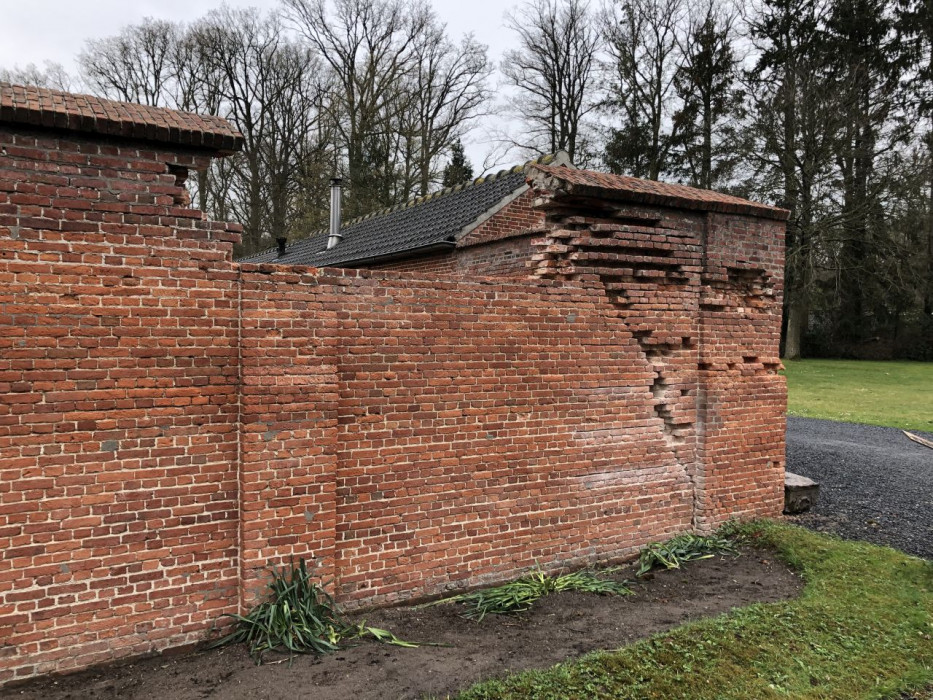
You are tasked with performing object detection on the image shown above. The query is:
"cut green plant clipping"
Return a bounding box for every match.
[428,569,633,621]
[210,558,424,661]
[636,533,739,576]
[456,521,933,699]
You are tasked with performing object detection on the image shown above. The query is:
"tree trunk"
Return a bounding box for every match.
[784,298,807,360]
[927,133,933,316]
[197,169,210,212]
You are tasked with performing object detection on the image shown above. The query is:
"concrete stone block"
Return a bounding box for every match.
[784,471,819,514]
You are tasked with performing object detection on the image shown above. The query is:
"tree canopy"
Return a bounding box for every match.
[3,0,930,358]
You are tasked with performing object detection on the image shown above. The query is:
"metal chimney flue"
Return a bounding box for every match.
[327,178,342,249]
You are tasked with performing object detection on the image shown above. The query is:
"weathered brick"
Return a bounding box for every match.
[0,86,784,687]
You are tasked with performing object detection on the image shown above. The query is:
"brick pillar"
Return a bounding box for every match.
[694,212,787,528]
[0,83,243,684]
[237,265,340,607]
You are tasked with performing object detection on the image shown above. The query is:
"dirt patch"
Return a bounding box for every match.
[2,547,801,700]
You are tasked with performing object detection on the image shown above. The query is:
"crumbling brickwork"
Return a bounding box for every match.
[526,165,786,528]
[0,83,786,686]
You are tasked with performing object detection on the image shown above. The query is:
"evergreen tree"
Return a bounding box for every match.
[442,140,474,188]
[673,1,742,189]
[745,0,836,359]
[825,0,906,344]
[897,0,933,322]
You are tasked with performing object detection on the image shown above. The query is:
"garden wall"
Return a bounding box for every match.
[0,103,243,684]
[237,267,698,610]
[0,83,787,685]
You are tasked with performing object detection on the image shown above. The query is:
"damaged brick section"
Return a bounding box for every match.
[0,84,787,686]
[526,164,787,530]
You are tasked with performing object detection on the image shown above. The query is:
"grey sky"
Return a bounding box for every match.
[0,0,524,170]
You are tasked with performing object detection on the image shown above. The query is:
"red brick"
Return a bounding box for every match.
[0,96,784,687]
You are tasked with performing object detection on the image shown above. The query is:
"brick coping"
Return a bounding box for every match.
[0,82,242,153]
[531,164,790,221]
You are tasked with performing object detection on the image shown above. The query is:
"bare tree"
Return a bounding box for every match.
[502,0,602,165]
[77,18,226,213]
[283,0,432,215]
[195,7,329,254]
[0,61,73,91]
[404,26,491,196]
[79,19,180,106]
[168,30,228,214]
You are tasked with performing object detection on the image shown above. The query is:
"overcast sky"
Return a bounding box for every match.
[0,0,522,170]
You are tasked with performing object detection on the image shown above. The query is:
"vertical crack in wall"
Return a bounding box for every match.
[529,203,699,524]
[235,265,245,614]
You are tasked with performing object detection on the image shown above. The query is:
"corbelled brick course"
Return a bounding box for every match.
[0,86,786,686]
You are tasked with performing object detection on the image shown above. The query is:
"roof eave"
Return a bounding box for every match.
[328,240,456,268]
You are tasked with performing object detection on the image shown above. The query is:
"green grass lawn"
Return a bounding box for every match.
[456,522,933,700]
[783,359,933,432]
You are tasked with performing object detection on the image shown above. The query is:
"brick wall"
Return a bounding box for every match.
[233,267,694,607]
[458,188,542,247]
[525,169,787,529]
[0,126,242,682]
[0,93,785,685]
[453,233,536,276]
[367,236,537,278]
[695,213,786,525]
[366,251,456,275]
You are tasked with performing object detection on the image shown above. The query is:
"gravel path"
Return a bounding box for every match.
[786,417,933,559]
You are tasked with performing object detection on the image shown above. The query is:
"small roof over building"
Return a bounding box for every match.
[243,155,788,269]
[0,82,243,153]
[239,153,571,267]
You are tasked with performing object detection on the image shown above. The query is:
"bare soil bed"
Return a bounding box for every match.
[3,547,801,700]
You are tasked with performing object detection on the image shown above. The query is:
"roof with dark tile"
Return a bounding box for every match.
[239,154,569,266]
[0,82,243,153]
[530,164,790,221]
